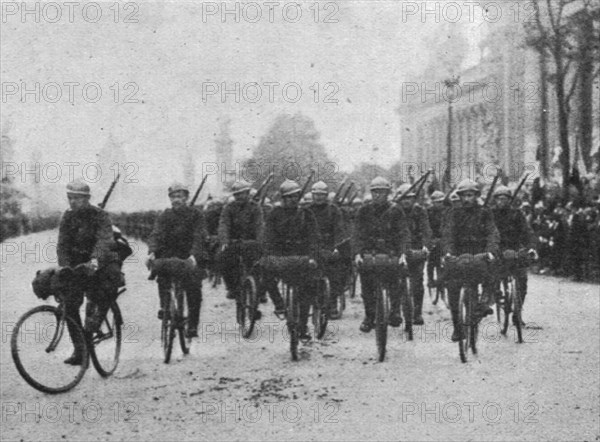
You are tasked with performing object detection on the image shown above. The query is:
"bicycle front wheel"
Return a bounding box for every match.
[11,305,89,393]
[375,284,389,362]
[162,287,177,364]
[239,276,258,339]
[89,302,122,377]
[313,277,330,340]
[287,286,300,361]
[177,286,190,355]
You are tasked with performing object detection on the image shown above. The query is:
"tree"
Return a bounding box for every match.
[525,0,600,196]
[245,113,331,192]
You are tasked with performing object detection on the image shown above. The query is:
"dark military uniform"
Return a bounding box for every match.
[204,201,224,283]
[147,205,207,332]
[218,199,264,298]
[442,203,500,331]
[426,204,445,287]
[309,202,346,312]
[492,205,536,306]
[404,204,432,322]
[355,201,412,325]
[57,205,122,355]
[263,205,319,330]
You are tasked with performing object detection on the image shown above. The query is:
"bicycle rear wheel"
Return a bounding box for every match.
[313,277,330,340]
[239,276,258,338]
[286,286,300,361]
[11,305,89,393]
[89,302,122,377]
[375,284,389,362]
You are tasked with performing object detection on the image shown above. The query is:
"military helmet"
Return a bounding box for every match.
[370,176,391,191]
[455,179,480,195]
[493,185,512,198]
[397,183,415,197]
[303,192,313,203]
[449,192,460,202]
[363,194,373,202]
[66,179,90,196]
[168,182,189,196]
[328,192,336,201]
[311,180,328,194]
[431,190,445,202]
[280,179,301,197]
[231,180,251,194]
[352,197,363,205]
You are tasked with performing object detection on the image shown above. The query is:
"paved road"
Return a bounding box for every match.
[1,231,599,441]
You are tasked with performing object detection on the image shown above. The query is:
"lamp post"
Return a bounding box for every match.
[443,76,460,191]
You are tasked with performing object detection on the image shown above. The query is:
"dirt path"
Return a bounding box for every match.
[1,231,599,441]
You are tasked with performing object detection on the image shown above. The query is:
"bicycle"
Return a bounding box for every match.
[11,264,124,394]
[496,249,531,344]
[359,253,411,362]
[445,253,494,363]
[260,256,330,361]
[229,240,261,338]
[149,258,193,364]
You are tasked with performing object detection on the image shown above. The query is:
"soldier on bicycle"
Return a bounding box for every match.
[492,185,537,325]
[146,183,207,338]
[354,177,411,332]
[263,179,319,340]
[427,190,446,292]
[57,180,122,365]
[442,179,500,342]
[218,180,264,305]
[308,180,346,319]
[396,183,432,325]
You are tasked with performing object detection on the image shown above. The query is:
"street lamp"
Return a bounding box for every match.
[443,76,460,191]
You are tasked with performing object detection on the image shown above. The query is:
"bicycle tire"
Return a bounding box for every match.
[11,305,89,394]
[350,267,358,299]
[287,285,300,361]
[89,302,122,377]
[314,277,330,340]
[467,286,479,355]
[177,285,190,355]
[458,287,469,363]
[375,283,388,362]
[240,276,258,339]
[513,281,524,344]
[162,285,176,364]
[499,278,511,336]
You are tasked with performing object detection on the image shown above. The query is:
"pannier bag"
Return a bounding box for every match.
[258,255,314,286]
[360,253,405,277]
[148,257,195,281]
[444,253,494,284]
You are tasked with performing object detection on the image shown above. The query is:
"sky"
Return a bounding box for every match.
[1,1,496,204]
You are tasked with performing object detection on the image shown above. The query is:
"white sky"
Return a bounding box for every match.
[2,1,498,190]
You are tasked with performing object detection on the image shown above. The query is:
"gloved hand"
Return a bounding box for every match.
[399,254,407,266]
[486,252,495,262]
[85,258,99,273]
[145,253,155,270]
[188,255,197,267]
[354,254,363,266]
[422,246,429,255]
[528,248,539,261]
